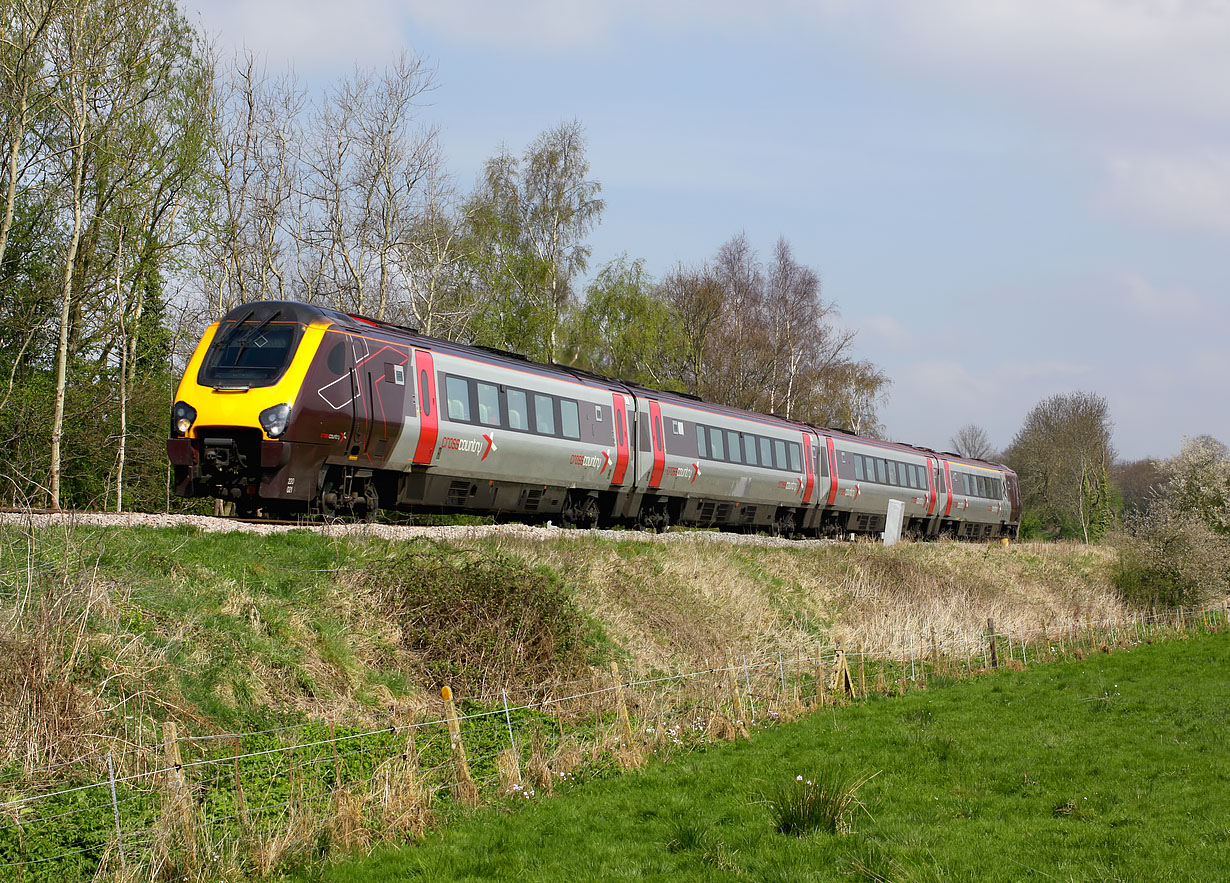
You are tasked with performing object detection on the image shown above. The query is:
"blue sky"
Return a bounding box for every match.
[187,0,1230,461]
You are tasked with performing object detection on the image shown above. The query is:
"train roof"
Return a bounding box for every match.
[218,300,1015,475]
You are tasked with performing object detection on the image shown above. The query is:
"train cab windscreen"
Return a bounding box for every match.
[197,307,304,388]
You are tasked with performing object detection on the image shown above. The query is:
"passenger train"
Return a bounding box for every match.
[167,301,1021,539]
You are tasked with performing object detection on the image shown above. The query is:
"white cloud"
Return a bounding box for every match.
[188,0,407,74]
[1098,152,1230,236]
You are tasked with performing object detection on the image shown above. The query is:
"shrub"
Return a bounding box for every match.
[360,541,594,690]
[1112,500,1230,609]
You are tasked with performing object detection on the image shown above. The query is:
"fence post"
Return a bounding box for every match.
[1020,626,1028,667]
[814,648,828,708]
[232,737,249,834]
[857,645,867,697]
[725,655,749,737]
[161,720,197,864]
[441,686,479,806]
[106,751,126,874]
[743,655,756,725]
[778,650,787,711]
[833,650,856,700]
[930,628,940,676]
[610,661,638,751]
[985,618,999,668]
[499,688,522,789]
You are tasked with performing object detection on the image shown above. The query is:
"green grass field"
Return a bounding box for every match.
[314,630,1230,882]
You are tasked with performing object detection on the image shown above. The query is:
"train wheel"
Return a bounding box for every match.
[361,483,379,523]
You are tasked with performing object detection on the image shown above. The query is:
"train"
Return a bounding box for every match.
[167,301,1021,540]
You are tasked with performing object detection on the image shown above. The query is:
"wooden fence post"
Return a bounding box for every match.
[832,650,856,700]
[610,661,639,752]
[814,648,828,708]
[857,645,867,698]
[724,655,749,737]
[160,721,197,864]
[985,618,999,668]
[441,686,478,806]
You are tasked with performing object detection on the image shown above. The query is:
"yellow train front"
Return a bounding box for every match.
[167,301,345,516]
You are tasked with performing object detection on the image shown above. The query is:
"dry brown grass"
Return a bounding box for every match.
[484,534,1125,675]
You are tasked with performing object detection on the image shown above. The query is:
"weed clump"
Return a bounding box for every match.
[765,767,876,836]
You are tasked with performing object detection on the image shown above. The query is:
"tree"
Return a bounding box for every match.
[659,234,888,431]
[463,121,603,361]
[1158,435,1230,534]
[299,53,438,318]
[950,424,995,460]
[1002,391,1116,542]
[565,256,685,388]
[1112,457,1163,514]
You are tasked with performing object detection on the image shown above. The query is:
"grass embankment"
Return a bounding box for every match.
[1,524,1124,764]
[0,522,1138,879]
[321,630,1230,882]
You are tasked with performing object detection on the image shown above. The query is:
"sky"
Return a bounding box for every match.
[185,0,1230,461]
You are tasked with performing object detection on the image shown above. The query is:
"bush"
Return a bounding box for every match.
[1112,500,1230,609]
[360,541,595,690]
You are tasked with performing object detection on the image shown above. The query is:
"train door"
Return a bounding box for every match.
[647,399,666,488]
[801,432,815,504]
[411,350,438,465]
[611,392,630,485]
[925,456,938,516]
[356,340,409,465]
[825,436,839,505]
[941,460,954,517]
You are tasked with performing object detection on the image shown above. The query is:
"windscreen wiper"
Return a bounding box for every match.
[216,309,256,356]
[229,309,281,366]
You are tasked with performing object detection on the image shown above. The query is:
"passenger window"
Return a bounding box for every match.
[710,427,725,460]
[446,375,470,421]
[477,382,500,427]
[616,409,625,446]
[760,437,773,467]
[697,425,708,458]
[507,389,528,431]
[818,447,828,477]
[886,461,897,486]
[774,440,787,471]
[727,431,741,464]
[788,443,801,473]
[419,370,431,417]
[744,435,758,466]
[875,459,887,484]
[854,457,865,481]
[534,394,555,435]
[560,399,580,439]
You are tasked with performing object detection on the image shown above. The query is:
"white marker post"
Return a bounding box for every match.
[883,499,905,546]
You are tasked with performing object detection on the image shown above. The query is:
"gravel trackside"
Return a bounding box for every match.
[0,510,836,548]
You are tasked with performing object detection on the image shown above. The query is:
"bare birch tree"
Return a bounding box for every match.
[950,423,995,460]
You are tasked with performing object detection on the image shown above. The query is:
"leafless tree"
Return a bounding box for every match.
[299,53,438,318]
[197,50,302,313]
[1004,391,1116,542]
[950,423,995,460]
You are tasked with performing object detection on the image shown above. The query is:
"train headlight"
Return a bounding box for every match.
[259,403,291,439]
[171,401,196,437]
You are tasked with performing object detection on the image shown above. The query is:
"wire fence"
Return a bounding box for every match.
[0,603,1226,881]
